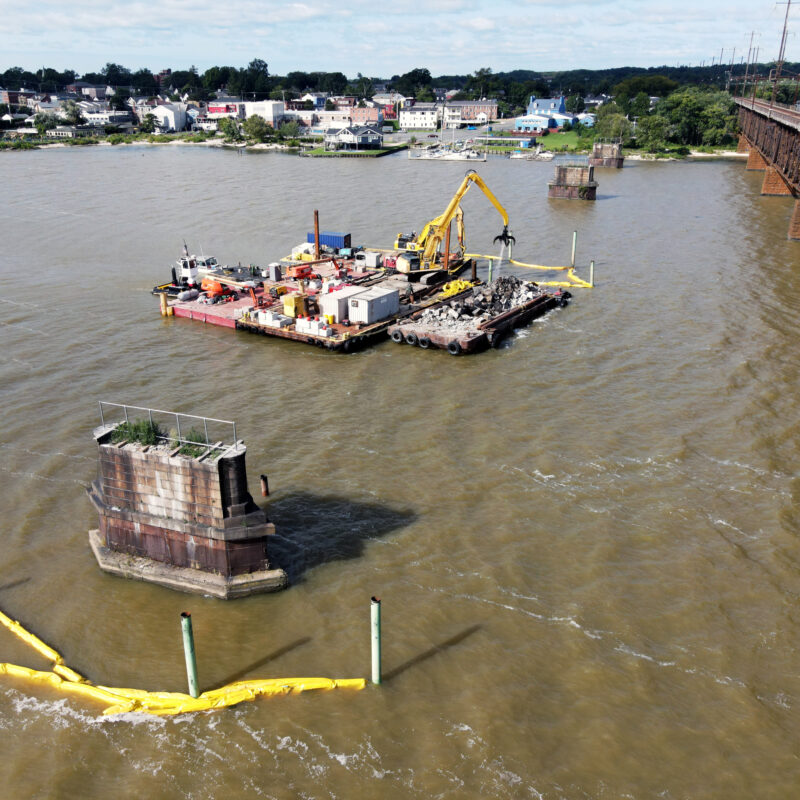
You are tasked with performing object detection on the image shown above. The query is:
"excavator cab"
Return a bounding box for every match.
[394,232,418,251]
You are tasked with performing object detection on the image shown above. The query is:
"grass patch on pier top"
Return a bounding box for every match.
[111,419,164,447]
[176,428,209,458]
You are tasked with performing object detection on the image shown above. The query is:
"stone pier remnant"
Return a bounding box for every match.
[87,404,287,598]
[548,164,598,201]
[588,141,624,168]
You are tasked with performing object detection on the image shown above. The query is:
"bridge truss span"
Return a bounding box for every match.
[735,97,800,239]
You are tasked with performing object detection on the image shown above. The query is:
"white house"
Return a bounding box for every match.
[399,103,439,130]
[83,110,133,127]
[243,100,284,127]
[323,126,383,151]
[443,105,462,129]
[149,103,188,132]
[300,92,327,109]
[372,92,408,107]
[314,109,352,128]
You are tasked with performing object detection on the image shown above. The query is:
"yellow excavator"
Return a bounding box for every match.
[393,169,515,272]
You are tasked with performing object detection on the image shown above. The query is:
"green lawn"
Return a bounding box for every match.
[537,130,593,152]
[304,144,407,157]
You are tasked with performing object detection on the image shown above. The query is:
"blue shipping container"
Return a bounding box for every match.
[306,231,352,249]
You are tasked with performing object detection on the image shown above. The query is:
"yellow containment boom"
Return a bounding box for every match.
[0,608,365,717]
[464,254,594,289]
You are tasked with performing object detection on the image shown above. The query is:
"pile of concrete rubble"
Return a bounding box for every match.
[418,276,543,332]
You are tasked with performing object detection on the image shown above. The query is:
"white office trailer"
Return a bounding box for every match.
[317,285,369,323]
[348,286,400,325]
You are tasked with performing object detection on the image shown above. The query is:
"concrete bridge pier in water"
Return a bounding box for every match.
[735,97,800,239]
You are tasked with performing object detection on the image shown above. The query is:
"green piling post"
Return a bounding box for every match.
[371,596,382,685]
[181,612,199,698]
[571,230,577,268]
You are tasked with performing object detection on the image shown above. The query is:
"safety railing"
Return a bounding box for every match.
[98,402,237,453]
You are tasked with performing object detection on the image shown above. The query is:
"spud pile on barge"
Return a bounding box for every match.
[388,276,570,355]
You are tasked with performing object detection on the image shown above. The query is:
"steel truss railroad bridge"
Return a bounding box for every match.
[735,97,800,239]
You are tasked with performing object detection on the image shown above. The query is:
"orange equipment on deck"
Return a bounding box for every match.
[201,277,235,297]
[286,263,318,280]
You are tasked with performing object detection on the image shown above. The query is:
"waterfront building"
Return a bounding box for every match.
[323,125,383,150]
[351,105,384,127]
[399,103,439,130]
[243,100,285,127]
[514,114,556,133]
[149,103,188,132]
[207,100,246,120]
[526,95,567,116]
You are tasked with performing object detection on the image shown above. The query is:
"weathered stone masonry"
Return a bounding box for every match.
[88,427,287,597]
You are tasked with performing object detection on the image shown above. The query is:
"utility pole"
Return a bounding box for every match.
[772,0,793,105]
[726,48,736,91]
[743,31,756,97]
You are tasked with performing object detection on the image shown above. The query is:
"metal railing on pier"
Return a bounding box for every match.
[97,402,238,454]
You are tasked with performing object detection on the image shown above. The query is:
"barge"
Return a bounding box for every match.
[387,276,570,355]
[165,249,476,351]
[152,171,586,355]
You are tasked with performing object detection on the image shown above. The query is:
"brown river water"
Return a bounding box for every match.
[1,145,799,798]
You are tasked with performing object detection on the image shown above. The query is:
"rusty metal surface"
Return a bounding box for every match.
[91,440,274,577]
[101,515,268,576]
[736,100,800,194]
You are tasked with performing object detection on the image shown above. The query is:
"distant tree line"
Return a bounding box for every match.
[0,59,766,151]
[5,59,794,108]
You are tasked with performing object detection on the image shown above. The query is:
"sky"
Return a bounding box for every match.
[2,0,799,78]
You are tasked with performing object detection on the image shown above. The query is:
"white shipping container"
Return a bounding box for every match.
[348,286,400,325]
[318,285,368,322]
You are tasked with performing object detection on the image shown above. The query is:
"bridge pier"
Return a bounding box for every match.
[746,148,768,170]
[736,98,800,240]
[761,167,794,196]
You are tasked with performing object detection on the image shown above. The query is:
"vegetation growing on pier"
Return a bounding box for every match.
[111,419,164,447]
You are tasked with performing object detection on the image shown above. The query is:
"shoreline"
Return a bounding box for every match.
[625,150,747,162]
[6,139,749,160]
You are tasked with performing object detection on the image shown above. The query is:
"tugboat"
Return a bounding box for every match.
[152,243,263,296]
[152,242,213,296]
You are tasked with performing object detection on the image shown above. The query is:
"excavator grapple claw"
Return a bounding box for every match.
[493,226,515,247]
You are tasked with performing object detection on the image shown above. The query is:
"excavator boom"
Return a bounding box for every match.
[393,170,513,270]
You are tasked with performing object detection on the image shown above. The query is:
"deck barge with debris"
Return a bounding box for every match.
[387,276,570,355]
[153,171,591,355]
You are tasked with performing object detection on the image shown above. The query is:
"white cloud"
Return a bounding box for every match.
[462,17,496,31]
[3,0,798,78]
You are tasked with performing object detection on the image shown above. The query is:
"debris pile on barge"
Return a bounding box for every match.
[418,276,545,328]
[388,276,570,355]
